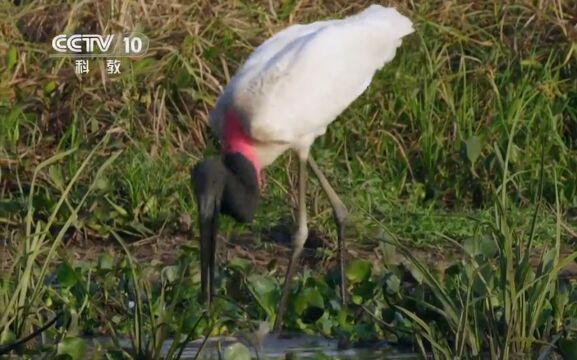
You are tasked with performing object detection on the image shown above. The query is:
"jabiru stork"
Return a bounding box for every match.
[192,4,414,332]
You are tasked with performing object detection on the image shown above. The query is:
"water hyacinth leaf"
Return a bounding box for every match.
[301,306,325,324]
[229,257,252,275]
[355,322,377,341]
[295,287,324,316]
[463,237,479,257]
[381,307,396,323]
[336,309,349,328]
[247,274,278,315]
[57,337,86,360]
[345,259,372,283]
[318,315,334,334]
[472,264,495,295]
[559,337,577,360]
[57,262,78,288]
[223,342,251,360]
[462,136,482,166]
[351,294,363,305]
[248,275,276,297]
[354,280,376,301]
[479,236,498,258]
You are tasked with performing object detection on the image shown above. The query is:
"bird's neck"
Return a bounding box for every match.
[223,110,261,184]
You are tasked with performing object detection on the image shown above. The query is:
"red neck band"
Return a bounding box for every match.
[223,110,261,184]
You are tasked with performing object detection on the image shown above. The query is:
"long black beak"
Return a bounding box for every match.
[192,159,225,307]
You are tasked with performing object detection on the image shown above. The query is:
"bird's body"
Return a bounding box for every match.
[192,4,414,332]
[210,5,414,171]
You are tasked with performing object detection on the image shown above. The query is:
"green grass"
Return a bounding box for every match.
[1,0,577,358]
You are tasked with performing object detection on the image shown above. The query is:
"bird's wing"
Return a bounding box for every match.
[212,5,414,145]
[240,19,338,71]
[210,20,338,138]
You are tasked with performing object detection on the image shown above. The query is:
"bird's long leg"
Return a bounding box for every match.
[273,154,309,333]
[308,157,348,305]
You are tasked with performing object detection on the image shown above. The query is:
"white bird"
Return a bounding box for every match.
[192,4,414,332]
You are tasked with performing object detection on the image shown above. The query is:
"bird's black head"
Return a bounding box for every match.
[191,152,259,306]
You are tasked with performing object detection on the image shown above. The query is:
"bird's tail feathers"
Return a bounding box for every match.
[351,5,414,40]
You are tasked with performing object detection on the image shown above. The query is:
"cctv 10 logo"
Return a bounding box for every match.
[51,33,149,57]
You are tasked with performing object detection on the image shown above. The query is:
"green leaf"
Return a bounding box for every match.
[479,235,498,258]
[94,177,111,194]
[98,253,115,270]
[6,47,17,72]
[229,257,252,275]
[535,300,553,329]
[559,337,577,360]
[463,236,497,259]
[57,337,86,360]
[133,58,156,73]
[473,264,495,295]
[174,68,194,88]
[379,243,397,265]
[539,248,557,274]
[162,265,178,283]
[354,280,376,301]
[294,287,324,315]
[223,342,251,360]
[56,262,78,288]
[101,349,125,360]
[44,80,57,95]
[247,274,278,316]
[104,195,128,217]
[553,281,570,324]
[48,165,64,190]
[248,274,276,297]
[0,328,16,345]
[403,261,424,284]
[521,58,542,69]
[462,136,482,165]
[142,195,157,215]
[384,273,401,295]
[345,259,372,283]
[463,237,477,256]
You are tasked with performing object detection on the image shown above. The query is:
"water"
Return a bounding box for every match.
[105,333,420,359]
[89,333,418,359]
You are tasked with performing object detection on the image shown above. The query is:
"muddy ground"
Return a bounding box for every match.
[61,224,577,280]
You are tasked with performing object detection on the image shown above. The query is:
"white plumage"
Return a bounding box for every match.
[211,4,414,165]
